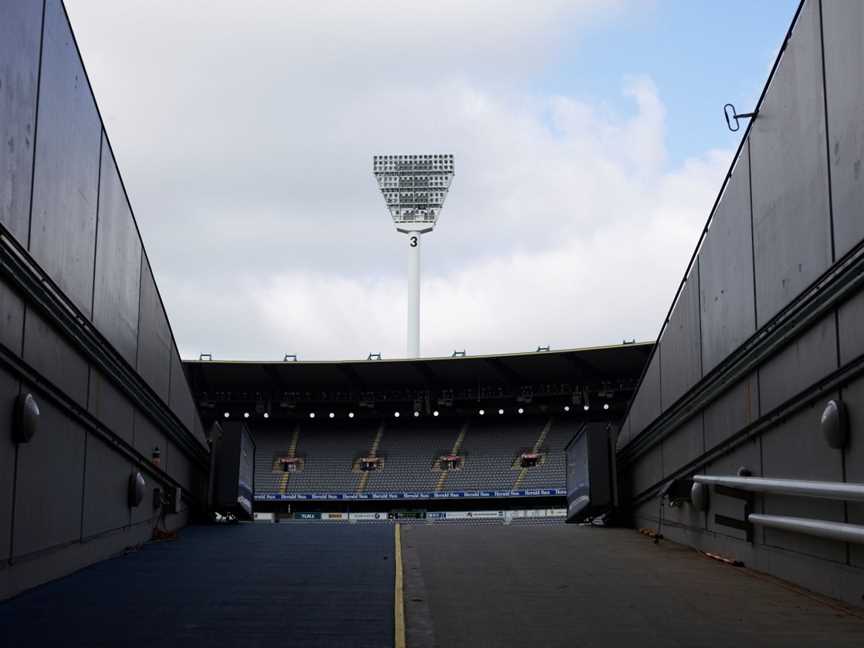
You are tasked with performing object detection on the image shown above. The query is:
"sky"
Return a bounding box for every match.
[63,0,799,361]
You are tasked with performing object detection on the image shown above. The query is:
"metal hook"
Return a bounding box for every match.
[724,103,757,132]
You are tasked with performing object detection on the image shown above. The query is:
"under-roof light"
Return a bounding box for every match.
[263,412,270,419]
[433,410,439,417]
[223,412,230,419]
[583,404,590,411]
[329,412,335,419]
[478,409,485,416]
[414,411,420,418]
[309,412,316,419]
[563,406,570,412]
[394,411,400,418]
[603,403,610,411]
[348,412,355,419]
[498,408,504,415]
[243,412,250,419]
[517,407,524,414]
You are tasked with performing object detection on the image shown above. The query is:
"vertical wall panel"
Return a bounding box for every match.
[88,370,134,445]
[0,0,43,245]
[28,0,101,318]
[822,0,864,259]
[659,267,701,409]
[12,395,86,558]
[92,135,141,366]
[841,375,864,567]
[136,257,171,404]
[750,0,832,326]
[761,398,846,562]
[837,289,864,365]
[628,350,661,440]
[131,413,165,526]
[82,434,131,538]
[0,368,21,562]
[699,146,756,374]
[0,279,24,357]
[22,308,89,406]
[169,347,196,433]
[705,438,761,540]
[758,314,837,413]
[660,414,703,478]
[703,374,759,450]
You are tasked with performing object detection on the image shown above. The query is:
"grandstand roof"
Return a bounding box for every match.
[183,343,653,419]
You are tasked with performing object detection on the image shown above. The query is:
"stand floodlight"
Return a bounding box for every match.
[373,154,455,358]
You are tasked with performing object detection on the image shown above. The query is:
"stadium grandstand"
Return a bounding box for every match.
[184,345,649,517]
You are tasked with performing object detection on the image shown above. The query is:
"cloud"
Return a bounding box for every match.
[63,0,729,360]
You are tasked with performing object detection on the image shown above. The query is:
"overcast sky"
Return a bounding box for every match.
[64,0,798,361]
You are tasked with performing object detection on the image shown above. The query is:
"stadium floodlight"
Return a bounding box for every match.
[414,411,420,418]
[373,153,455,358]
[564,406,570,412]
[348,412,355,419]
[433,410,439,417]
[309,412,316,419]
[243,412,250,419]
[329,412,335,419]
[394,411,400,418]
[478,409,485,416]
[517,407,524,415]
[263,412,270,419]
[583,404,590,411]
[603,403,610,411]
[223,412,229,419]
[498,408,504,415]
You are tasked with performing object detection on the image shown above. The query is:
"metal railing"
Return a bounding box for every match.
[692,475,864,502]
[693,475,864,545]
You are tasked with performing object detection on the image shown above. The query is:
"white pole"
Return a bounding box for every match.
[407,232,421,358]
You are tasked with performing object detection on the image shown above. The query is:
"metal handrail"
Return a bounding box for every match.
[692,475,864,502]
[748,514,864,545]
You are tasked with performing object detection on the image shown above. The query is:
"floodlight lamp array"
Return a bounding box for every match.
[373,154,454,232]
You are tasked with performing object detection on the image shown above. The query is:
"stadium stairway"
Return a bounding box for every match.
[357,422,386,494]
[279,424,302,494]
[512,418,554,490]
[435,422,469,491]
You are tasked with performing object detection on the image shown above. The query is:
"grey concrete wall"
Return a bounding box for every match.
[618,0,864,606]
[0,0,207,600]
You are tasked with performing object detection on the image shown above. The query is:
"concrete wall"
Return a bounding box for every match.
[618,0,864,606]
[0,0,208,600]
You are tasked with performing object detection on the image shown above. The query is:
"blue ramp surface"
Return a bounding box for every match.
[0,524,394,648]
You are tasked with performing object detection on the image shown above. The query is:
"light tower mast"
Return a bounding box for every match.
[373,154,455,358]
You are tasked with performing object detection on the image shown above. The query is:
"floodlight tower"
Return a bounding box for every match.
[373,154,455,358]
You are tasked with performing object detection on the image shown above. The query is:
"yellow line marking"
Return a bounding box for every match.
[394,523,406,648]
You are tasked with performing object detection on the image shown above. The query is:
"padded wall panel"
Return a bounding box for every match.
[837,288,864,366]
[660,414,703,478]
[0,279,24,356]
[22,307,89,406]
[131,412,165,526]
[761,398,846,562]
[629,447,661,497]
[841,375,864,567]
[82,434,131,538]
[660,267,701,409]
[12,394,86,558]
[704,438,761,541]
[136,257,171,404]
[699,146,756,374]
[628,351,661,440]
[758,313,837,414]
[87,370,134,445]
[703,374,759,450]
[169,347,196,433]
[0,0,43,245]
[92,136,141,366]
[822,0,864,259]
[0,368,21,562]
[28,0,101,318]
[750,0,832,326]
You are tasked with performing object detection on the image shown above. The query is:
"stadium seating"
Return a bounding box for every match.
[252,415,583,496]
